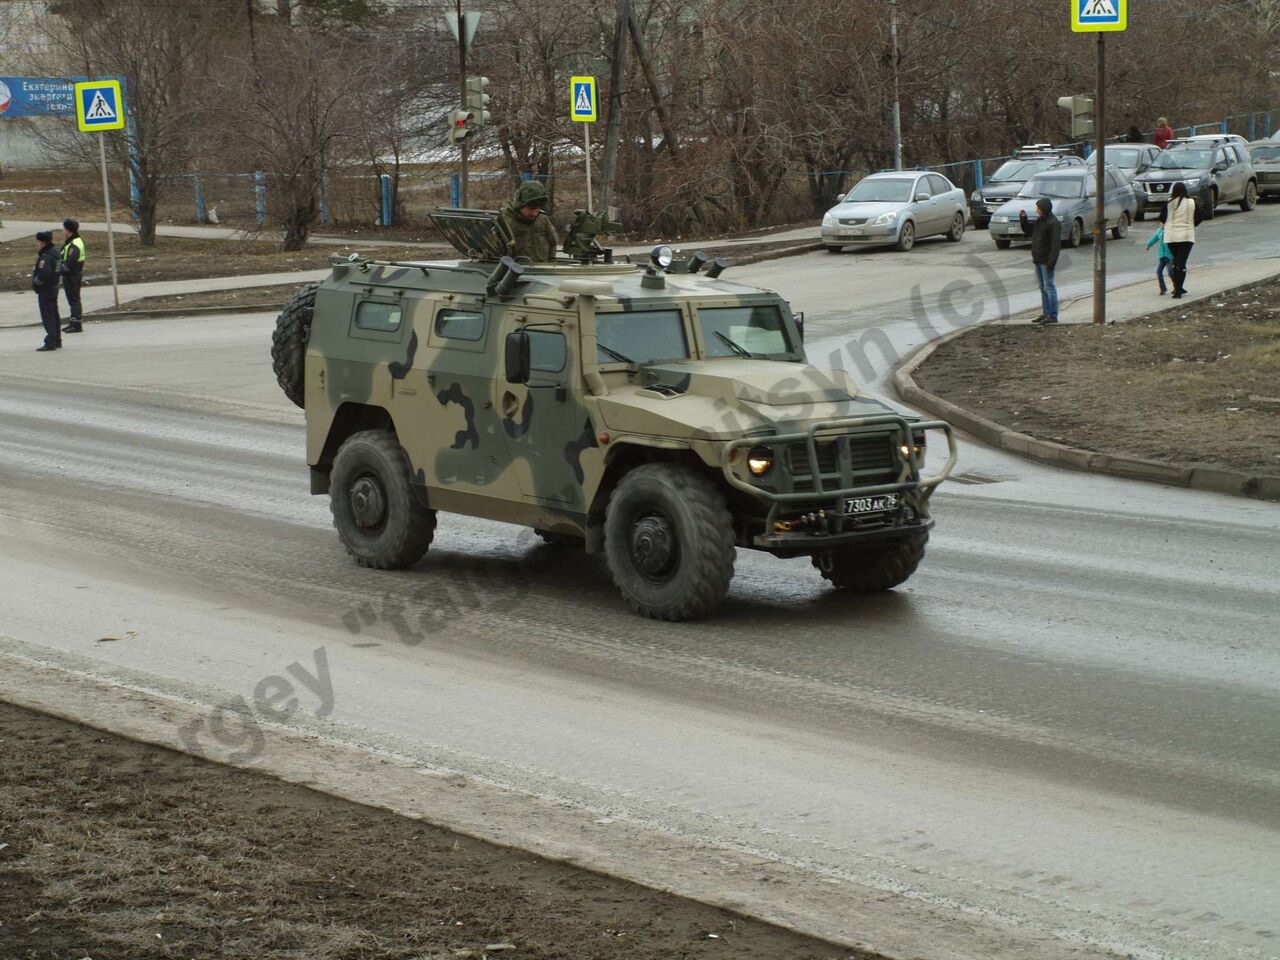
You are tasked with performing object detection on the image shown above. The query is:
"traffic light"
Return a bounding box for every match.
[447,108,475,144]
[464,76,491,127]
[1057,95,1095,140]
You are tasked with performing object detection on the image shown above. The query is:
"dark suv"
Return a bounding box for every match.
[969,146,1085,228]
[1133,136,1258,220]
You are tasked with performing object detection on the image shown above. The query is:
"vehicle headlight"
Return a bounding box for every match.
[871,211,898,225]
[822,212,836,226]
[1185,178,1201,188]
[747,447,774,477]
[970,191,983,202]
[900,432,927,462]
[993,215,1008,223]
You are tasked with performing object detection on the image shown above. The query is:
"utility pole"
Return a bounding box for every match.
[889,0,903,171]
[1093,32,1106,325]
[456,0,468,207]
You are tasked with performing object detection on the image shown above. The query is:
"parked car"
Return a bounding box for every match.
[969,146,1084,228]
[821,171,967,253]
[1247,140,1280,200]
[1085,143,1161,218]
[1132,137,1258,219]
[987,166,1136,249]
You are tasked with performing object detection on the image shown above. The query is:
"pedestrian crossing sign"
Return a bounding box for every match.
[570,76,596,122]
[1072,0,1126,32]
[74,79,125,132]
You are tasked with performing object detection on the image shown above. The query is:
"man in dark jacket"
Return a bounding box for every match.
[498,181,559,262]
[60,217,86,333]
[32,230,62,351]
[1019,197,1062,324]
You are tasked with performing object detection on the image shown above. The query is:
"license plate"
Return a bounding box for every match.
[845,227,864,236]
[845,494,899,516]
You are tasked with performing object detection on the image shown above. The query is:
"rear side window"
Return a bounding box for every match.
[928,174,951,196]
[435,308,485,341]
[529,330,567,372]
[355,301,401,332]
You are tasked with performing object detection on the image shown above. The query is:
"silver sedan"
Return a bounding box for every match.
[821,171,968,252]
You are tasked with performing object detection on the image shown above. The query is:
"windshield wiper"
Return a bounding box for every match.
[713,330,754,358]
[598,343,636,364]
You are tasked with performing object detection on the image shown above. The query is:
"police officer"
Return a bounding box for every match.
[498,181,559,262]
[32,230,62,352]
[60,217,86,333]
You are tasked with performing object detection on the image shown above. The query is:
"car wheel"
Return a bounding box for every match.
[1240,180,1257,212]
[946,212,965,242]
[1134,203,1146,222]
[1111,212,1130,240]
[1063,219,1083,248]
[824,244,843,253]
[895,220,915,252]
[330,430,437,570]
[603,463,735,621]
[994,238,1012,250]
[1203,189,1217,220]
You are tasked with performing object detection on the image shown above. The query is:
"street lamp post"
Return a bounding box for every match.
[889,0,903,171]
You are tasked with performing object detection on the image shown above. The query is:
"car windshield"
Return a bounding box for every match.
[1250,145,1280,162]
[844,178,914,203]
[990,159,1056,182]
[699,304,792,358]
[1106,147,1141,168]
[1152,149,1210,170]
[596,309,689,365]
[1018,176,1083,200]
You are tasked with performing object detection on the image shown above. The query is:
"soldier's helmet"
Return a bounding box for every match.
[512,180,549,210]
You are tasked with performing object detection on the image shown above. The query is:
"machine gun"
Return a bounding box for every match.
[561,209,623,262]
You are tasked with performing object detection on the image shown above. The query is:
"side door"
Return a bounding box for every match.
[1213,146,1239,201]
[494,308,595,508]
[1105,169,1126,222]
[928,174,958,233]
[1083,176,1099,233]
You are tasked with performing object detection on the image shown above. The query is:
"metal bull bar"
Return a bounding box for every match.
[719,414,958,503]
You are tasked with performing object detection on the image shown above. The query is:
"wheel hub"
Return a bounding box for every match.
[629,514,677,579]
[350,475,387,529]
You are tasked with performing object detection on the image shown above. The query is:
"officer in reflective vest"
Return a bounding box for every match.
[60,217,86,334]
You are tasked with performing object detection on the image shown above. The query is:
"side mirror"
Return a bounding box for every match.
[1212,162,1227,173]
[504,329,531,384]
[914,192,930,203]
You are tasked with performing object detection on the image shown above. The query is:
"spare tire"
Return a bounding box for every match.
[271,283,319,408]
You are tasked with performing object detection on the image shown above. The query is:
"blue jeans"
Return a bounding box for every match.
[1035,263,1058,319]
[1157,258,1172,292]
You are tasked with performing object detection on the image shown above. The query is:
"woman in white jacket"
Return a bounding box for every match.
[1160,182,1197,299]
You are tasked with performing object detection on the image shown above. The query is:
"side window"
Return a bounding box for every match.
[528,330,566,373]
[928,174,951,196]
[1232,145,1248,164]
[435,308,485,342]
[1217,148,1233,169]
[1106,170,1122,190]
[355,301,401,332]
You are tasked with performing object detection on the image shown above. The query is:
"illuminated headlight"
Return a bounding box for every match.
[650,245,674,269]
[900,432,927,461]
[822,212,836,226]
[870,211,898,225]
[970,191,982,202]
[747,447,774,477]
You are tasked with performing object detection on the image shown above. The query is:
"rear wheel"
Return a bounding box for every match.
[895,220,916,252]
[813,532,928,593]
[330,430,436,569]
[1063,218,1084,248]
[1240,180,1258,211]
[1111,211,1130,240]
[946,212,965,242]
[604,464,735,621]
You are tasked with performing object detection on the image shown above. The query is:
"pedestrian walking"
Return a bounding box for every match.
[1159,182,1197,299]
[1018,197,1062,325]
[1153,117,1175,150]
[1146,225,1174,295]
[60,217,85,333]
[32,230,62,352]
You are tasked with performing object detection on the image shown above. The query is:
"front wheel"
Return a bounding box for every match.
[1063,218,1083,248]
[604,464,735,621]
[895,220,916,252]
[994,238,1012,250]
[812,532,928,593]
[1135,205,1147,222]
[1111,212,1130,240]
[330,430,436,569]
[1202,190,1217,220]
[824,244,844,253]
[946,212,965,242]
[1241,180,1257,211]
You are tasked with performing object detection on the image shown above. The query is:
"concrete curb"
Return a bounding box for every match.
[893,281,1280,502]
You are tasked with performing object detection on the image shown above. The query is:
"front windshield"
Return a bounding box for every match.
[1018,176,1084,200]
[1151,149,1209,170]
[699,305,792,358]
[596,309,689,365]
[844,178,914,203]
[990,159,1055,182]
[1251,145,1280,162]
[1106,147,1141,168]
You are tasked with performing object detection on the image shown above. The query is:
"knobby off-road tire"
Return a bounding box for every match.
[271,282,319,409]
[812,531,928,594]
[604,463,735,621]
[534,528,584,548]
[331,430,436,569]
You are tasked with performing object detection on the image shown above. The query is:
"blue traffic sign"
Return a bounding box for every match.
[75,79,125,132]
[1072,0,1126,32]
[570,76,597,122]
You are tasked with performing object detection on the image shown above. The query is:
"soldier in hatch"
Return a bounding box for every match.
[499,180,559,262]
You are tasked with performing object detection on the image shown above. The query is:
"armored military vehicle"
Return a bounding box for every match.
[271,208,955,620]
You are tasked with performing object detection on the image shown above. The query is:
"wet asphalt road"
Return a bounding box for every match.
[1,209,1278,960]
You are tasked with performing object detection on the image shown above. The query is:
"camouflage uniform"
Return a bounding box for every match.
[499,181,559,262]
